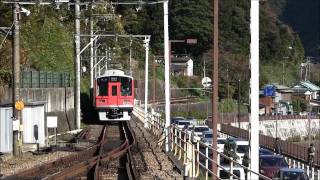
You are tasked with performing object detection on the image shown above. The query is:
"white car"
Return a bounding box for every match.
[176,120,191,129]
[234,140,249,164]
[201,131,213,146]
[188,125,211,141]
[171,117,185,124]
[217,137,227,153]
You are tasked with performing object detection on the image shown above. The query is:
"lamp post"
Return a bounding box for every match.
[305,90,312,146]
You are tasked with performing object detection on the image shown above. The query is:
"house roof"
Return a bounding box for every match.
[171,56,192,63]
[261,83,294,94]
[299,81,320,91]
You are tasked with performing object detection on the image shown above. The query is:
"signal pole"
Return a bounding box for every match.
[12,1,21,157]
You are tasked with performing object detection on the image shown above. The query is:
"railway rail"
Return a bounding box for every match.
[4,123,135,180]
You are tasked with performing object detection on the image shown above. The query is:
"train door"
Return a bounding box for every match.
[108,82,120,106]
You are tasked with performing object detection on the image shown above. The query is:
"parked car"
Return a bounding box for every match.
[188,125,211,141]
[185,117,197,125]
[259,148,274,155]
[217,138,227,153]
[219,165,245,180]
[259,155,289,178]
[176,120,191,129]
[272,168,309,180]
[171,117,185,124]
[201,131,213,146]
[234,139,249,164]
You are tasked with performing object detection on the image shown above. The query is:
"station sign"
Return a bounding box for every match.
[186,39,197,44]
[202,77,212,88]
[47,116,58,128]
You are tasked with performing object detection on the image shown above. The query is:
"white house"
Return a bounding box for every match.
[171,56,194,77]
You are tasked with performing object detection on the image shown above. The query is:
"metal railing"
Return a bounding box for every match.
[133,106,272,179]
[220,124,320,179]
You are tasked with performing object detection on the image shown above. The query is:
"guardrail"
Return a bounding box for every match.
[133,106,271,179]
[221,124,320,179]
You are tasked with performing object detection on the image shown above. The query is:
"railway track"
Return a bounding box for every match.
[4,122,136,180]
[149,96,199,105]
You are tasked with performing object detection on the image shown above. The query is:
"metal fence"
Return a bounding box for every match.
[21,71,71,88]
[220,124,320,167]
[133,106,271,179]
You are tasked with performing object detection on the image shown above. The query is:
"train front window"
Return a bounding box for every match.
[112,86,117,96]
[97,77,108,96]
[120,77,132,96]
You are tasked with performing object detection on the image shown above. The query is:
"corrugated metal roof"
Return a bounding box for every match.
[299,81,320,91]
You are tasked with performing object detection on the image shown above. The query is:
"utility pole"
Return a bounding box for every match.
[164,0,170,152]
[129,38,132,75]
[90,17,94,89]
[227,64,229,112]
[250,0,260,179]
[212,0,218,178]
[144,37,150,128]
[237,79,241,128]
[75,0,81,129]
[12,1,21,157]
[153,56,156,104]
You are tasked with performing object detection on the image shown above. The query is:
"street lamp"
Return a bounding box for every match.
[304,90,312,145]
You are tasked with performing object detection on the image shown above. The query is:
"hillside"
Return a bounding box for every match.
[269,0,320,57]
[0,1,306,101]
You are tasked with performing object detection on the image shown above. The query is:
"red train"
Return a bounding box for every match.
[94,69,134,121]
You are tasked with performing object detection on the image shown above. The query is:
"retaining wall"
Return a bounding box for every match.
[0,86,76,131]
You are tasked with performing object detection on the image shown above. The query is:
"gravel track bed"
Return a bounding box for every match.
[0,151,75,177]
[130,118,183,179]
[84,125,105,141]
[0,125,106,178]
[99,160,121,179]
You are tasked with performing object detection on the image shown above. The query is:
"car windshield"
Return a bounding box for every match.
[178,121,190,126]
[204,134,213,138]
[260,157,288,167]
[282,171,307,180]
[194,127,209,132]
[260,149,273,155]
[218,139,226,144]
[237,145,249,154]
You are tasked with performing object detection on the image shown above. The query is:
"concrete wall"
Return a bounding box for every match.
[0,86,74,112]
[229,119,320,141]
[0,86,76,131]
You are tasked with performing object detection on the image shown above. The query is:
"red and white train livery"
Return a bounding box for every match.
[94,69,134,121]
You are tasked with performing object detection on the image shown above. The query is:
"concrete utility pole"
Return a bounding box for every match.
[212,0,219,178]
[153,57,156,104]
[144,37,150,128]
[250,0,260,179]
[164,0,170,152]
[238,79,241,128]
[75,0,81,129]
[12,1,21,157]
[90,17,94,89]
[129,38,132,75]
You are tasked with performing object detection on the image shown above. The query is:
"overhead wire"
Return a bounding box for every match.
[0,23,14,49]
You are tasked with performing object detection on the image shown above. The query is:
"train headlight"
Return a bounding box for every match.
[123,99,131,104]
[98,99,106,103]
